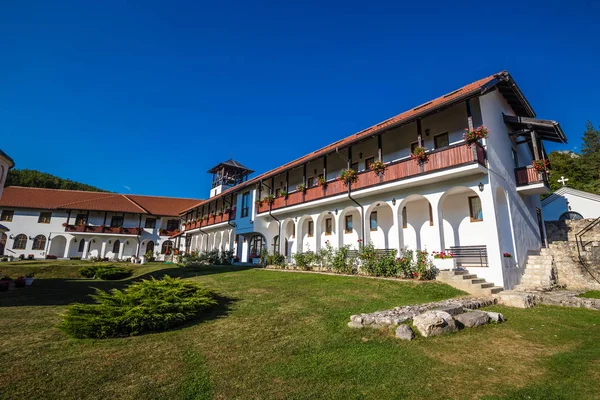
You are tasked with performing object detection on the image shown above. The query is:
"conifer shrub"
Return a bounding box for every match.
[60,276,217,338]
[79,265,132,280]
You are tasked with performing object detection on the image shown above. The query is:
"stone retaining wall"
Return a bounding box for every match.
[545,219,600,290]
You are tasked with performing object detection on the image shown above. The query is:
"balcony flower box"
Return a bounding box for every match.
[531,159,549,172]
[464,125,489,145]
[370,160,386,176]
[317,176,327,188]
[411,146,428,163]
[338,168,358,186]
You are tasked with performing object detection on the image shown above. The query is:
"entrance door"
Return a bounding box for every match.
[0,233,6,255]
[536,208,546,248]
[249,235,263,258]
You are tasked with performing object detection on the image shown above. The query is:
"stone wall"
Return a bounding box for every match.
[545,219,600,290]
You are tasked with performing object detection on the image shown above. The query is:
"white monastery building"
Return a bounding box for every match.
[1,71,568,289]
[0,149,15,234]
[542,186,600,221]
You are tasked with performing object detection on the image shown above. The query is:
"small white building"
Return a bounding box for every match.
[0,187,201,261]
[542,186,600,221]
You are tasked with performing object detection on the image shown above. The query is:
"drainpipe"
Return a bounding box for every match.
[347,184,365,248]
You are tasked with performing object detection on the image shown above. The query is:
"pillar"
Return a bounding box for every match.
[118,241,124,260]
[100,240,107,258]
[82,239,90,259]
[63,239,71,259]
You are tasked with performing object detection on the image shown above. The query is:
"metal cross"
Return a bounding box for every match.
[557,176,569,187]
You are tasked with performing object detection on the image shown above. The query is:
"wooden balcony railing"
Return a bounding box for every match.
[182,210,236,232]
[64,225,143,235]
[255,142,486,214]
[515,165,548,186]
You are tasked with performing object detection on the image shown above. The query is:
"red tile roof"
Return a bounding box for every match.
[181,70,522,214]
[0,187,202,216]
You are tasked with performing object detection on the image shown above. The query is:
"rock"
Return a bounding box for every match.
[412,310,458,337]
[433,304,465,316]
[454,311,490,328]
[347,321,363,329]
[496,291,539,308]
[484,311,505,323]
[395,324,415,341]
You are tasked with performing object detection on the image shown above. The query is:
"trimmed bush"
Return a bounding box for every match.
[79,265,132,280]
[60,276,217,338]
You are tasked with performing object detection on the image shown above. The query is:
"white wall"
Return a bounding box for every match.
[543,193,600,220]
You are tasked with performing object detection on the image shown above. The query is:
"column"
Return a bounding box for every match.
[135,242,140,257]
[100,240,107,258]
[118,241,124,260]
[391,201,402,253]
[426,193,444,253]
[63,239,71,259]
[82,239,90,259]
[292,219,300,255]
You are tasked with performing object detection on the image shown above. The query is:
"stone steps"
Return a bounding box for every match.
[436,270,503,296]
[514,250,557,291]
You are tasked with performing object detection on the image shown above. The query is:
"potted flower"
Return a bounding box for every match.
[14,276,26,288]
[18,254,25,260]
[317,176,327,187]
[296,183,306,193]
[431,250,454,270]
[62,222,68,227]
[278,189,287,198]
[217,210,224,217]
[338,168,358,186]
[25,273,35,286]
[463,125,489,145]
[370,160,386,176]
[411,146,428,163]
[532,159,549,172]
[255,199,264,207]
[27,254,34,260]
[503,252,514,268]
[265,194,275,205]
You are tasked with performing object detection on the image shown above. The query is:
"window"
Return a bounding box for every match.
[511,148,519,169]
[38,212,52,224]
[145,218,157,229]
[345,215,353,233]
[434,132,449,149]
[75,214,87,226]
[32,235,46,250]
[249,235,263,257]
[370,211,378,231]
[325,218,332,235]
[272,235,280,253]
[307,220,314,237]
[166,219,179,231]
[469,196,483,222]
[1,210,14,222]
[241,192,250,218]
[428,203,434,226]
[78,238,85,252]
[365,157,375,171]
[402,207,407,228]
[13,234,27,250]
[113,239,121,254]
[307,177,315,187]
[110,216,124,228]
[146,241,155,254]
[351,162,358,172]
[161,240,173,255]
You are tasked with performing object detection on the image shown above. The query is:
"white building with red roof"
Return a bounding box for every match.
[177,71,567,290]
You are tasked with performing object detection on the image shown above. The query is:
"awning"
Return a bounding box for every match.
[503,114,567,144]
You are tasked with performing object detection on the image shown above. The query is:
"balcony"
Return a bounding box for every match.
[257,142,486,214]
[515,166,549,195]
[65,225,143,235]
[183,210,236,232]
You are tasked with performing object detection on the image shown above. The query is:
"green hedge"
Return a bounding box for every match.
[79,265,132,280]
[60,276,217,338]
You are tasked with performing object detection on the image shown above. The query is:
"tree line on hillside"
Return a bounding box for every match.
[548,121,600,195]
[5,169,109,192]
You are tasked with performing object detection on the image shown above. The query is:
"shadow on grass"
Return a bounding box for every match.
[0,265,254,307]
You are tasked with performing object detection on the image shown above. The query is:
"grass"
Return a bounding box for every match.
[577,290,600,299]
[1,261,599,399]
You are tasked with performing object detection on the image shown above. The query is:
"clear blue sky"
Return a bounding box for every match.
[1,0,598,198]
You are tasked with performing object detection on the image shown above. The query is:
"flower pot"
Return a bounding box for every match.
[25,277,34,286]
[432,258,454,271]
[503,257,515,269]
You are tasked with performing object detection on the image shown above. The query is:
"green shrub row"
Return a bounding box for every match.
[79,265,133,280]
[60,276,217,338]
[179,250,234,267]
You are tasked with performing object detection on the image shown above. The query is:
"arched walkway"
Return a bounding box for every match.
[398,194,435,251]
[316,211,336,251]
[297,215,315,253]
[439,186,485,250]
[338,206,361,250]
[364,202,395,250]
[266,221,280,255]
[49,235,67,258]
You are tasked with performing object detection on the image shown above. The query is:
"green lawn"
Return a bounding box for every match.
[577,290,600,299]
[1,261,599,399]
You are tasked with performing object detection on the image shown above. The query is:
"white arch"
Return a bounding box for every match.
[397,194,435,251]
[439,186,485,250]
[316,211,337,251]
[338,206,361,250]
[296,215,315,253]
[364,201,395,250]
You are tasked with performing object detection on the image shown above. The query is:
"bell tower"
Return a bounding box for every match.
[207,159,253,198]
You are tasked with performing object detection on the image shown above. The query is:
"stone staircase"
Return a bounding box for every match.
[514,248,558,290]
[436,270,504,296]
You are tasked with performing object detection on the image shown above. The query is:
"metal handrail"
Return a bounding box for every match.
[574,216,600,285]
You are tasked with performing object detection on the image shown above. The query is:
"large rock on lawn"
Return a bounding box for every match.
[395,324,415,341]
[496,291,539,308]
[454,311,490,328]
[484,311,505,323]
[412,310,458,337]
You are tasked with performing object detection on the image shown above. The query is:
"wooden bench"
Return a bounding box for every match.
[347,249,395,258]
[449,245,488,267]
